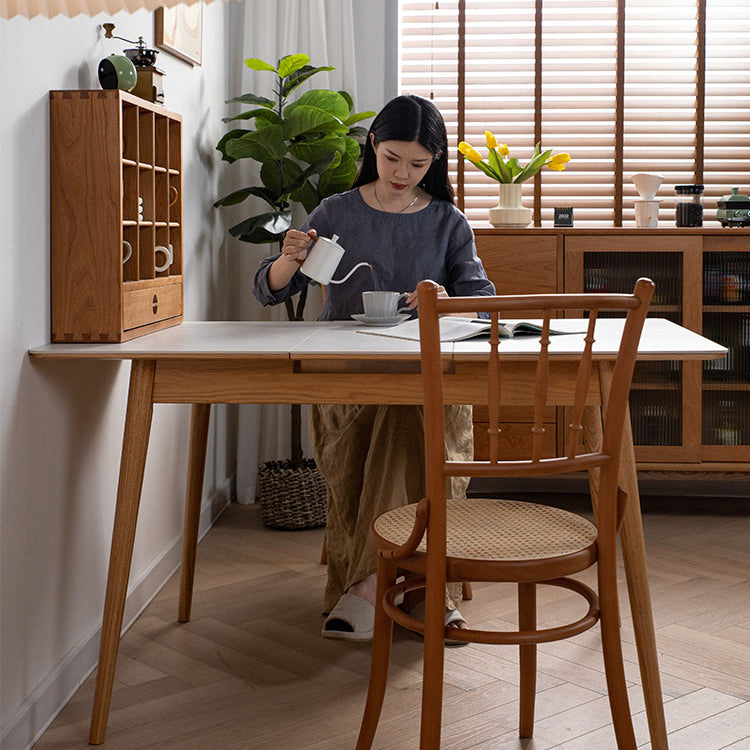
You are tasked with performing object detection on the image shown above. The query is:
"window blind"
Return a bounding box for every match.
[400,0,750,227]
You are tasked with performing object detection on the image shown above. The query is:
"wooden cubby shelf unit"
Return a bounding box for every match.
[50,89,183,342]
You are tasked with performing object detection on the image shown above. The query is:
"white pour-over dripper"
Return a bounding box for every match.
[631,173,664,201]
[299,233,370,285]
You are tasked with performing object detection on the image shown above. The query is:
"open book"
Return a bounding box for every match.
[357,317,567,342]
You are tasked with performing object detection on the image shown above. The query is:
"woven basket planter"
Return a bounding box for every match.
[257,459,327,529]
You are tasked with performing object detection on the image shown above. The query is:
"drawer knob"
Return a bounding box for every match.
[152,294,158,315]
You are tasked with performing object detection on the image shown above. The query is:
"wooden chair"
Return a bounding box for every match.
[356,278,655,749]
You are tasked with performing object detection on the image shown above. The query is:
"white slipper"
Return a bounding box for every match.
[408,600,469,647]
[322,593,375,641]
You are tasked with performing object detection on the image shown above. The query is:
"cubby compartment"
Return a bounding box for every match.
[50,90,183,342]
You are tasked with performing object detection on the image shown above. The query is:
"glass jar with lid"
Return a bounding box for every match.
[674,184,704,227]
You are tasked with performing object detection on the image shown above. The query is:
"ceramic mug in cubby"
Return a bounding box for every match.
[122,240,133,264]
[169,186,179,206]
[154,244,173,272]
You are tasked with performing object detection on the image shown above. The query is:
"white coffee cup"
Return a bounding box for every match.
[299,233,370,285]
[634,199,659,228]
[362,291,410,320]
[154,244,173,272]
[122,240,132,264]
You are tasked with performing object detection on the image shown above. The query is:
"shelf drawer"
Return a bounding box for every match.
[123,283,182,330]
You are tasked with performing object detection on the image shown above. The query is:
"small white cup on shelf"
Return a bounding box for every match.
[154,244,173,272]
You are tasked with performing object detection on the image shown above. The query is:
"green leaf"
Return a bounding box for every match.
[283,105,347,139]
[226,93,275,109]
[338,90,353,110]
[225,125,286,162]
[213,185,277,208]
[244,57,277,73]
[506,157,522,180]
[216,128,252,163]
[290,180,320,214]
[285,153,339,195]
[344,136,361,161]
[347,125,369,142]
[488,147,511,182]
[277,53,310,78]
[229,209,292,244]
[468,158,502,182]
[281,65,335,98]
[343,110,376,126]
[222,108,282,124]
[288,133,347,164]
[289,89,350,121]
[318,152,358,197]
[514,147,552,183]
[259,158,304,197]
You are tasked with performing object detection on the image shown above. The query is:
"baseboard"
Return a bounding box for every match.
[0,478,232,750]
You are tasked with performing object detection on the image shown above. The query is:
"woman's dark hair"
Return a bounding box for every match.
[352,94,454,203]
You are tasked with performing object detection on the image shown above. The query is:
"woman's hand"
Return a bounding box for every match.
[268,228,318,291]
[402,281,448,310]
[281,228,317,265]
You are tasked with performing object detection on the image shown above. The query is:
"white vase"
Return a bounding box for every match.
[488,183,532,228]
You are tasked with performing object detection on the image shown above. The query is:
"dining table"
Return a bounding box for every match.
[29,317,727,748]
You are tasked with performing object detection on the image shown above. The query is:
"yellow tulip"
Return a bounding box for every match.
[458,141,483,164]
[485,131,498,149]
[546,152,571,171]
[498,143,510,157]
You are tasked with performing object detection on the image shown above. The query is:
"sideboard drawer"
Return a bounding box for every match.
[123,283,183,330]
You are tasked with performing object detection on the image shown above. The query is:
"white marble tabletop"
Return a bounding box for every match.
[29,318,727,361]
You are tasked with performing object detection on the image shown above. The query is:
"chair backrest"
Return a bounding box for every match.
[416,278,654,512]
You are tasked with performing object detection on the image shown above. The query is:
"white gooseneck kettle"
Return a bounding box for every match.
[299,234,370,285]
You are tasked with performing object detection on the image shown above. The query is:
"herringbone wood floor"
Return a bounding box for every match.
[33,497,750,749]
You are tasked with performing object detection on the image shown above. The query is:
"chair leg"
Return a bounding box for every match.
[518,582,537,738]
[419,575,448,749]
[461,581,473,600]
[320,533,327,565]
[599,548,637,749]
[356,558,397,750]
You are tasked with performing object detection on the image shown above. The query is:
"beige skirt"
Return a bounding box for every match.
[310,404,474,613]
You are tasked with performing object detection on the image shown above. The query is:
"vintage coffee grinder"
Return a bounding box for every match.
[102,23,165,104]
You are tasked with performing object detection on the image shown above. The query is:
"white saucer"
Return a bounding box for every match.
[351,313,410,327]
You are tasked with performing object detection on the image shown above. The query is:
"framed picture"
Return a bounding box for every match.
[155,3,203,66]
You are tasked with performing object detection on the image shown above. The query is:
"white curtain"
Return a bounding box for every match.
[230,0,359,503]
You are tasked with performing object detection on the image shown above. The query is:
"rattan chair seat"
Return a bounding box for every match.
[373,498,597,561]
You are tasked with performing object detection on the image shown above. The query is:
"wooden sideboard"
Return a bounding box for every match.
[474,227,750,471]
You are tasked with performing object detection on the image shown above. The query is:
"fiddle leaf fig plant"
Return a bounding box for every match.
[215,53,374,466]
[215,54,374,256]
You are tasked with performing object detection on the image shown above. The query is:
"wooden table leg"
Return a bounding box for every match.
[89,360,156,745]
[178,403,211,623]
[585,363,669,750]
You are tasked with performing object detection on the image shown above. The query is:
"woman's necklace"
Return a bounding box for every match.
[373,183,419,213]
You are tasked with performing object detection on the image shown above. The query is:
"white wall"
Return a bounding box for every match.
[0,6,235,749]
[0,2,395,748]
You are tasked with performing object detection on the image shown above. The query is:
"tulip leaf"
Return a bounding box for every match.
[514,147,553,183]
[488,147,511,182]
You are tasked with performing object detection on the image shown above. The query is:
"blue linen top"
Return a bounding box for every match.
[252,187,495,320]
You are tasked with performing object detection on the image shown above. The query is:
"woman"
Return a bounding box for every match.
[253,94,495,641]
